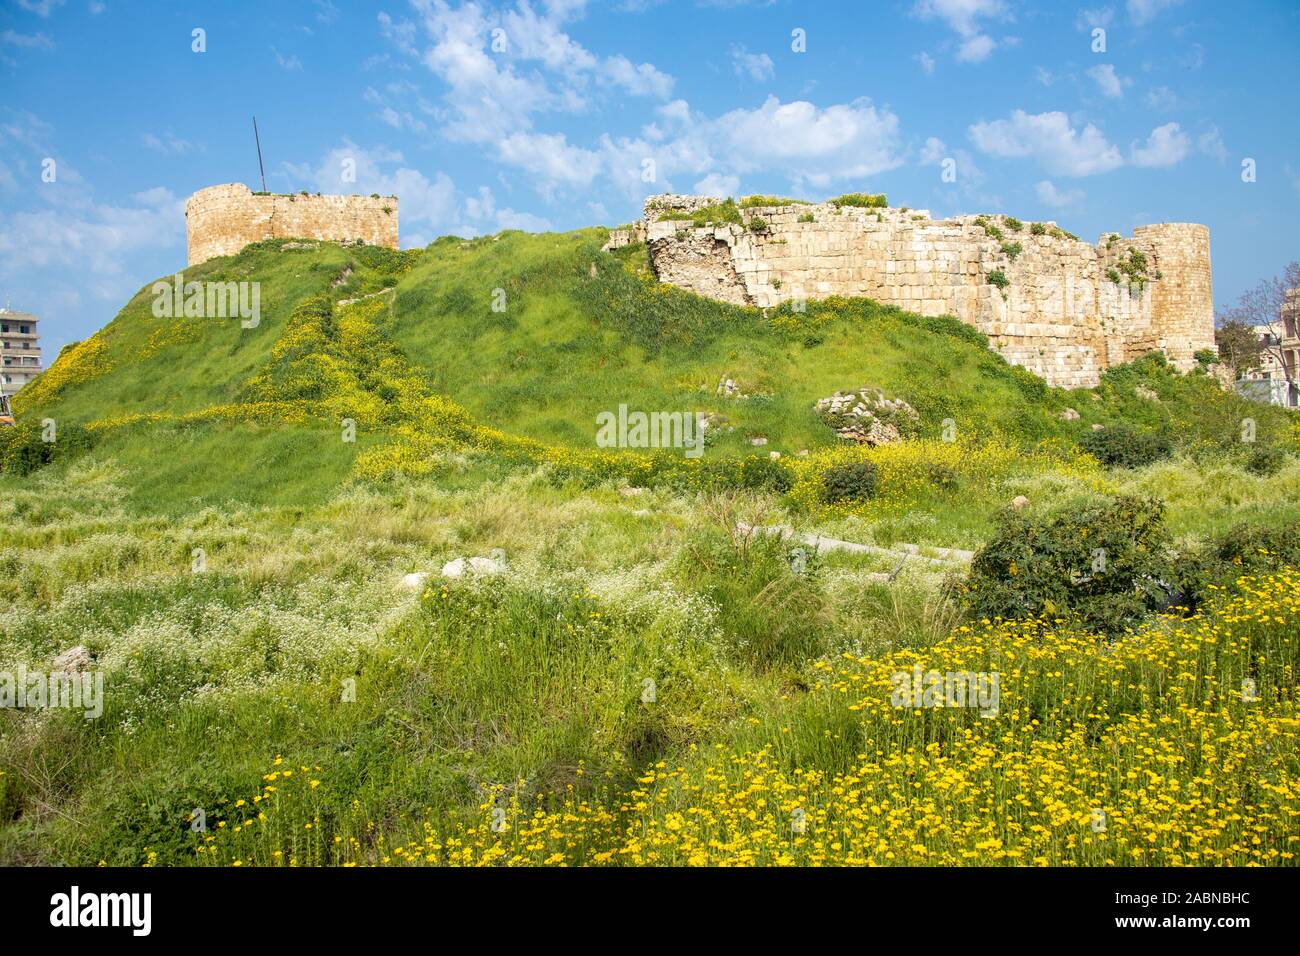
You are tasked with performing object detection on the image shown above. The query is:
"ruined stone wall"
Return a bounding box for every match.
[631,195,1215,389]
[185,183,399,266]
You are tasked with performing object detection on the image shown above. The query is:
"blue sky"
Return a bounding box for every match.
[2,0,1297,358]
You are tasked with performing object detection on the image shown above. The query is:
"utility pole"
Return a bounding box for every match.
[253,116,267,193]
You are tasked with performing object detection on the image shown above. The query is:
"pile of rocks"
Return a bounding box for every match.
[814,388,920,445]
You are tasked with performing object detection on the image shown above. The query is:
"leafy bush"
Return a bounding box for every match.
[820,460,879,503]
[0,424,49,475]
[1210,520,1300,574]
[739,455,792,493]
[1000,241,1023,260]
[659,199,743,227]
[738,195,810,208]
[1079,423,1173,468]
[676,529,826,668]
[1003,217,1023,232]
[1243,443,1289,476]
[747,216,769,233]
[986,270,1009,290]
[964,496,1183,636]
[797,213,814,223]
[828,192,888,209]
[1193,348,1218,367]
[925,463,961,491]
[1029,222,1046,236]
[0,422,93,476]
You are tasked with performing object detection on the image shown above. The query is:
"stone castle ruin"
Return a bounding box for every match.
[185,183,399,266]
[607,194,1215,388]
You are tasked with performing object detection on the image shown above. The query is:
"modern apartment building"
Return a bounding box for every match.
[0,308,43,391]
[1238,289,1300,408]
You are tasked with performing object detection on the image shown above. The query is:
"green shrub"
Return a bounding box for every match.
[1210,520,1300,574]
[739,195,811,208]
[0,423,50,475]
[1004,217,1023,232]
[747,216,769,233]
[964,496,1182,636]
[1079,424,1173,468]
[1193,348,1218,367]
[925,463,961,491]
[820,460,879,503]
[659,199,743,227]
[739,455,792,493]
[1029,222,1046,236]
[1000,241,1023,260]
[828,192,888,209]
[797,213,814,223]
[987,270,1009,290]
[676,529,826,668]
[0,422,89,476]
[1243,443,1289,476]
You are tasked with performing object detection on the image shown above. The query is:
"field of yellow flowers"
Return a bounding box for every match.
[195,568,1299,867]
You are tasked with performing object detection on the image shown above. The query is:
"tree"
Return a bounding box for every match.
[1214,320,1263,374]
[1215,259,1300,395]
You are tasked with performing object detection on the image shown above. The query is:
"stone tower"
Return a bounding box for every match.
[185,183,400,266]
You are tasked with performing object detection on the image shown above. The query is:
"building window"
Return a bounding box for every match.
[19,325,28,334]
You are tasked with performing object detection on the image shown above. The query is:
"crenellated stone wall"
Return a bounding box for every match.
[185,183,399,266]
[620,195,1215,389]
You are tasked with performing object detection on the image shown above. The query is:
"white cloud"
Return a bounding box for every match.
[1036,179,1084,207]
[1,30,54,49]
[917,51,935,74]
[913,0,1009,63]
[1144,85,1176,110]
[1075,6,1115,30]
[956,34,997,62]
[0,187,184,291]
[1129,121,1190,167]
[497,131,602,188]
[1035,66,1054,85]
[387,5,900,200]
[1197,125,1226,163]
[142,132,197,155]
[282,140,460,243]
[1086,63,1125,98]
[273,47,303,71]
[463,185,552,232]
[1127,0,1185,26]
[920,136,947,164]
[706,96,904,186]
[313,0,339,24]
[968,109,1122,176]
[914,0,1007,36]
[400,0,674,146]
[88,1,106,12]
[16,0,65,16]
[694,172,739,196]
[730,44,774,82]
[604,55,674,97]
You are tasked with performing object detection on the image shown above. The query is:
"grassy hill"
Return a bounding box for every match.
[11,229,1291,512]
[2,230,1298,867]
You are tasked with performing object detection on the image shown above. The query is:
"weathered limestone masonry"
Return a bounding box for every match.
[612,194,1215,388]
[185,183,399,266]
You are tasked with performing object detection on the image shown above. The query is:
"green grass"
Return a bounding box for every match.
[1,227,1297,867]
